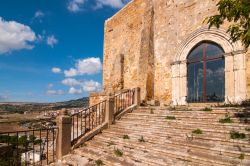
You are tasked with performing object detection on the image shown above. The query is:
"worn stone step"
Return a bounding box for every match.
[106,126,250,149]
[101,128,250,156]
[118,117,250,133]
[59,154,89,166]
[91,134,245,166]
[113,120,250,140]
[88,136,216,166]
[76,141,173,166]
[123,113,250,124]
[135,108,250,117]
[138,107,250,112]
[74,145,140,166]
[127,112,250,124]
[87,141,186,166]
[97,130,250,160]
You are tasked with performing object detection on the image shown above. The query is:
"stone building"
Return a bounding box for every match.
[96,0,250,106]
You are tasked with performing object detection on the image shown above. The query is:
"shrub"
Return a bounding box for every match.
[192,129,203,135]
[107,141,115,147]
[239,153,245,160]
[245,127,250,132]
[123,135,130,139]
[200,107,212,112]
[165,116,176,120]
[219,116,233,123]
[95,159,104,166]
[169,107,176,111]
[114,148,123,157]
[230,131,246,139]
[138,136,146,142]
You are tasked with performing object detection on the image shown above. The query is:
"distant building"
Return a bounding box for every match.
[21,150,41,164]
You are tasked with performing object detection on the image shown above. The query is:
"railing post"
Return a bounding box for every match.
[56,109,72,160]
[134,87,141,106]
[105,94,115,127]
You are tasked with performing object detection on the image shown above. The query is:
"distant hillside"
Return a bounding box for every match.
[53,97,89,109]
[0,97,89,114]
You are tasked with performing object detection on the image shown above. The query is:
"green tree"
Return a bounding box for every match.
[206,0,250,47]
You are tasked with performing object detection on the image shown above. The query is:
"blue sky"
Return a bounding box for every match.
[0,0,130,103]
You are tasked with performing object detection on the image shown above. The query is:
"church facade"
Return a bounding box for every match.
[101,0,250,106]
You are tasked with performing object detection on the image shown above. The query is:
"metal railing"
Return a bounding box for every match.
[70,88,137,146]
[0,128,57,166]
[71,100,106,145]
[114,89,135,118]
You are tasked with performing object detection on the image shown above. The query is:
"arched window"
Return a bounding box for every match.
[187,41,225,102]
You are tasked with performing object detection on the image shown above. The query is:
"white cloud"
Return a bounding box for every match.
[82,80,101,92]
[34,10,45,18]
[64,57,102,77]
[67,0,85,12]
[62,78,80,86]
[31,10,45,23]
[69,87,82,95]
[64,68,78,77]
[47,35,58,48]
[0,17,36,54]
[46,90,65,95]
[95,0,128,9]
[77,58,102,75]
[52,67,61,73]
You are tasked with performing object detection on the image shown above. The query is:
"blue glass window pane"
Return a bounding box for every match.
[187,41,225,102]
[206,43,224,58]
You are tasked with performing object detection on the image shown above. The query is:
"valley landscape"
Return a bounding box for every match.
[0,97,89,132]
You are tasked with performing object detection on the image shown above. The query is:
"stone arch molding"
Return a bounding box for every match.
[171,27,247,105]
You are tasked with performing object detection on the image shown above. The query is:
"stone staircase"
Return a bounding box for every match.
[57,107,250,166]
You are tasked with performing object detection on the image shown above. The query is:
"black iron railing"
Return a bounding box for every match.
[0,128,57,166]
[71,100,106,144]
[114,89,135,118]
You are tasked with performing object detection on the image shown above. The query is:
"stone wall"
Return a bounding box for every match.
[103,0,249,105]
[153,0,248,104]
[153,0,221,104]
[89,92,107,106]
[103,0,154,101]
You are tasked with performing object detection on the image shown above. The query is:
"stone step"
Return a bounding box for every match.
[138,106,250,112]
[116,118,250,136]
[114,122,250,141]
[74,146,142,166]
[98,130,250,160]
[87,136,218,166]
[120,115,250,130]
[135,108,250,117]
[123,113,250,124]
[90,134,246,166]
[75,142,174,166]
[88,141,187,166]
[131,110,250,118]
[106,126,250,148]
